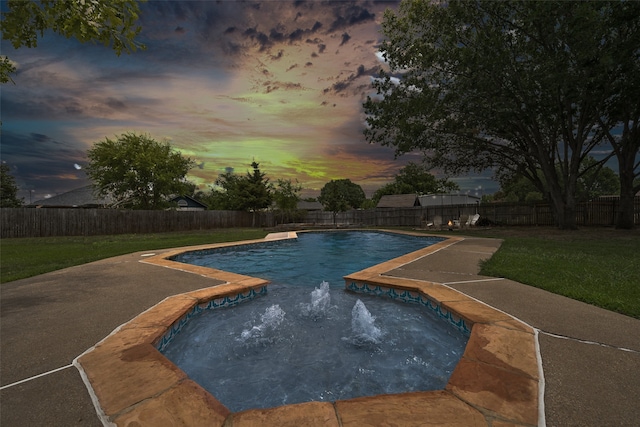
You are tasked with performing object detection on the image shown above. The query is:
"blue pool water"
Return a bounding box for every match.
[172,231,444,288]
[164,231,469,411]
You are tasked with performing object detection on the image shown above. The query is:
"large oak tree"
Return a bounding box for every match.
[364,0,639,229]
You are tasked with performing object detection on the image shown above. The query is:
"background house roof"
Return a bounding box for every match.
[376,194,419,208]
[169,195,208,210]
[31,185,112,208]
[417,194,481,207]
[297,200,324,211]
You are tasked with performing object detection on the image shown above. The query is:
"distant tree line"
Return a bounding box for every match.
[2,132,634,218]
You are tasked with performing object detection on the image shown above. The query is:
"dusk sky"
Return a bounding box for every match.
[1,0,496,203]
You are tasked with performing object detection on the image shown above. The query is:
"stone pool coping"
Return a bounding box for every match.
[74,230,542,426]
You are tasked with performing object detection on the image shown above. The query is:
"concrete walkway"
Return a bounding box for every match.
[385,237,640,427]
[1,235,639,426]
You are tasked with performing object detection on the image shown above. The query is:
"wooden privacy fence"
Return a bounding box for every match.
[303,208,428,227]
[0,209,256,238]
[303,198,640,228]
[1,198,638,237]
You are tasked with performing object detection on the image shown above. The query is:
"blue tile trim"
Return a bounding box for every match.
[346,281,471,336]
[156,286,268,352]
[157,280,469,353]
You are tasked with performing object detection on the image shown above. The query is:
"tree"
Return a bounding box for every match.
[371,162,459,205]
[364,0,640,229]
[85,133,194,209]
[273,178,302,224]
[494,173,544,203]
[207,162,273,225]
[0,57,16,84]
[577,157,620,201]
[596,3,640,228]
[209,170,242,210]
[495,158,619,203]
[360,198,377,210]
[318,179,365,225]
[1,0,145,83]
[0,163,23,207]
[241,161,273,226]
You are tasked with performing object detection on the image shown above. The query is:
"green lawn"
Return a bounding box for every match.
[0,229,267,283]
[468,228,640,319]
[1,227,638,319]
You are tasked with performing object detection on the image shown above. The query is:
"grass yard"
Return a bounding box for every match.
[1,226,638,318]
[0,229,267,283]
[464,227,640,319]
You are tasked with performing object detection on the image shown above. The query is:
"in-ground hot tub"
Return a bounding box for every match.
[74,231,542,426]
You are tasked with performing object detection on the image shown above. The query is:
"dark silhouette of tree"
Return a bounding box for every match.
[1,163,23,207]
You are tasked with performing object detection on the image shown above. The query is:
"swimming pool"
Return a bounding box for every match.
[163,231,468,411]
[170,231,445,289]
[76,231,542,426]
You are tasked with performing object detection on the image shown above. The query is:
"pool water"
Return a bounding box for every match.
[171,231,443,288]
[164,231,469,411]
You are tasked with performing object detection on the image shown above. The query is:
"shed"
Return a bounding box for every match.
[376,194,419,208]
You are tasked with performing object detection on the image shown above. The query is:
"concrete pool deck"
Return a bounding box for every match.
[1,231,639,426]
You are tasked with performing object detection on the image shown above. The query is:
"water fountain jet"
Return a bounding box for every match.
[345,299,383,346]
[300,280,333,320]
